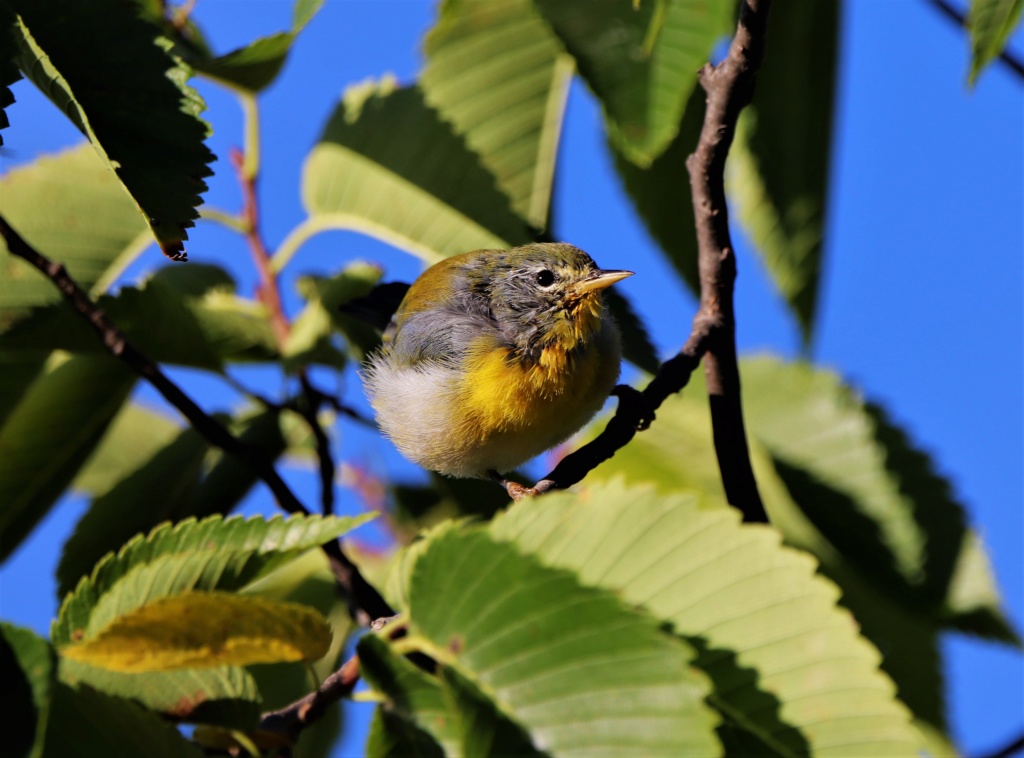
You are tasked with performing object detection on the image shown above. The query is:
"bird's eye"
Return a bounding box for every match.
[536,270,556,287]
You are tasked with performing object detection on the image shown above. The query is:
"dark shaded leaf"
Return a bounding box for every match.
[11,0,215,259]
[1,622,54,758]
[604,287,659,373]
[729,0,838,339]
[612,86,705,296]
[0,355,135,563]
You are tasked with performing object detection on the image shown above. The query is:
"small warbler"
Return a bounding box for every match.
[363,243,632,478]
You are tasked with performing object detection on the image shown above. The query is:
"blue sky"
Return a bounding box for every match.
[1,2,1021,755]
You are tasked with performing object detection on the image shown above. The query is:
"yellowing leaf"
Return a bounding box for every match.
[61,592,331,672]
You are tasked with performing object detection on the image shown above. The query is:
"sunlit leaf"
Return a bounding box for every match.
[422,0,573,228]
[0,144,151,327]
[729,0,838,340]
[401,523,722,757]
[11,0,214,259]
[0,354,135,563]
[493,480,922,756]
[303,78,531,263]
[62,592,332,672]
[535,0,730,166]
[53,513,374,647]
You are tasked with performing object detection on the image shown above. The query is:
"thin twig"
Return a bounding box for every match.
[258,655,362,741]
[927,0,1024,79]
[298,373,337,516]
[0,214,394,623]
[230,145,290,346]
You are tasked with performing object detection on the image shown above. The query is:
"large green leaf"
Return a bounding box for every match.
[738,357,999,617]
[43,682,205,757]
[0,276,280,371]
[11,0,214,259]
[0,144,151,327]
[1,622,54,758]
[53,512,374,648]
[57,659,261,729]
[535,0,730,166]
[188,0,324,92]
[358,633,459,756]
[581,359,1017,739]
[57,427,209,599]
[0,354,135,563]
[398,523,722,757]
[604,288,660,374]
[71,403,180,497]
[612,86,706,296]
[421,0,574,229]
[969,0,1024,83]
[0,353,46,427]
[302,79,531,263]
[493,480,922,756]
[729,0,838,340]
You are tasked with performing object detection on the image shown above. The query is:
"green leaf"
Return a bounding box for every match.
[535,0,729,166]
[285,261,383,368]
[0,353,46,427]
[604,287,660,374]
[0,354,135,563]
[53,513,374,648]
[943,530,1020,644]
[57,659,261,729]
[43,682,205,757]
[62,591,332,672]
[0,6,21,147]
[366,706,446,758]
[184,0,322,93]
[612,86,705,296]
[401,524,722,757]
[421,0,574,229]
[969,0,1024,83]
[358,634,460,756]
[440,665,545,757]
[71,403,181,497]
[59,407,297,601]
[1,622,54,758]
[189,408,294,520]
[57,427,209,600]
[12,0,215,259]
[738,357,995,614]
[302,78,532,263]
[0,273,280,370]
[0,144,151,327]
[729,0,838,340]
[492,480,922,756]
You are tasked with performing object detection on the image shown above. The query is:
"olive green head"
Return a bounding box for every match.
[454,243,631,356]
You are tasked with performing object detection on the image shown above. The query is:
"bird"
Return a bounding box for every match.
[361,242,632,480]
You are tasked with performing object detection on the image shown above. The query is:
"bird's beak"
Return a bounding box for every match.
[574,269,634,295]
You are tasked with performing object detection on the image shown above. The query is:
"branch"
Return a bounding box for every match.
[298,374,337,517]
[257,654,362,742]
[0,214,394,623]
[509,2,773,525]
[927,0,1024,79]
[682,0,771,524]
